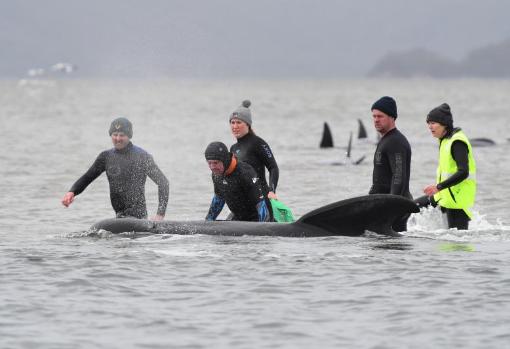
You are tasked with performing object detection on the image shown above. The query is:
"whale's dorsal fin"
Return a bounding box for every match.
[297,194,419,236]
[357,119,368,139]
[346,131,352,158]
[320,122,334,148]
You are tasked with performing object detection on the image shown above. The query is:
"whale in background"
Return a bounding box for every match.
[357,118,368,139]
[319,122,334,148]
[320,119,370,149]
[319,121,366,165]
[322,119,498,148]
[328,131,365,165]
[469,137,496,147]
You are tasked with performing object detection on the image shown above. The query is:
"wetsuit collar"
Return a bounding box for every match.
[224,155,237,176]
[237,132,253,143]
[380,127,397,138]
[441,127,461,140]
[439,127,461,141]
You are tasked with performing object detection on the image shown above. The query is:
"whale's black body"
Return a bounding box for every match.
[357,119,368,139]
[91,194,419,237]
[470,137,496,147]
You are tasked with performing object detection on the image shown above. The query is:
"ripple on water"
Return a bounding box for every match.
[3,79,510,348]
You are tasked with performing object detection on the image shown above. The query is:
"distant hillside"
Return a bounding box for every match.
[368,38,510,78]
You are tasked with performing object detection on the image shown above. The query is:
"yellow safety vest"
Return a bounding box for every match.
[433,130,477,218]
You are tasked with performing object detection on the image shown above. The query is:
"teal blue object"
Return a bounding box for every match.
[270,199,295,223]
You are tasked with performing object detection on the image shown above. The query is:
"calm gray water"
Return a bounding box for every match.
[1,78,510,348]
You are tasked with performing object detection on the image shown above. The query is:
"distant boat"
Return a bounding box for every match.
[20,62,77,87]
[50,62,77,74]
[27,68,45,77]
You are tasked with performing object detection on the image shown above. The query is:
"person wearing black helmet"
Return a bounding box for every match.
[369,96,412,232]
[229,100,279,219]
[416,103,477,230]
[61,117,169,220]
[204,141,270,222]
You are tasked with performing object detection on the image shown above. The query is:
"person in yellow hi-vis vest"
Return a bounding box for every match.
[415,103,476,230]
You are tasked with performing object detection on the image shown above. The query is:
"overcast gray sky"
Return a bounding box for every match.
[1,0,509,78]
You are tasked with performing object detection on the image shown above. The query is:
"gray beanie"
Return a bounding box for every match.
[229,100,252,126]
[109,117,133,138]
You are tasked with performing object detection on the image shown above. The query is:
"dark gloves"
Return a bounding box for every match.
[414,195,430,208]
[414,195,437,208]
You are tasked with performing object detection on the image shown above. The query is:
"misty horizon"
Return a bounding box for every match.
[2,0,510,78]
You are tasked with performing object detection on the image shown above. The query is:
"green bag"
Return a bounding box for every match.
[270,199,295,223]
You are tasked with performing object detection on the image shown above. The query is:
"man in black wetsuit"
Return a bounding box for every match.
[369,96,412,232]
[61,117,169,220]
[204,141,270,222]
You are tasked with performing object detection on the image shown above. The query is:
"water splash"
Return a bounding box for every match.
[58,229,149,239]
[408,205,448,231]
[406,206,510,242]
[59,229,115,239]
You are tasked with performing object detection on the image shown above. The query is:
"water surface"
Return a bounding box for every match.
[1,78,509,348]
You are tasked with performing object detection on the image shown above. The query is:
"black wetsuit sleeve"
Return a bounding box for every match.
[388,150,409,196]
[69,153,106,195]
[256,140,279,192]
[146,156,170,216]
[268,167,279,193]
[437,141,469,190]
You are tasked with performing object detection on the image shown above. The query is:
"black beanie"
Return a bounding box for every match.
[109,117,133,138]
[427,103,453,129]
[204,142,232,167]
[371,96,398,119]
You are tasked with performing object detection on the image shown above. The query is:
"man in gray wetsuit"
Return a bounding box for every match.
[61,117,169,220]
